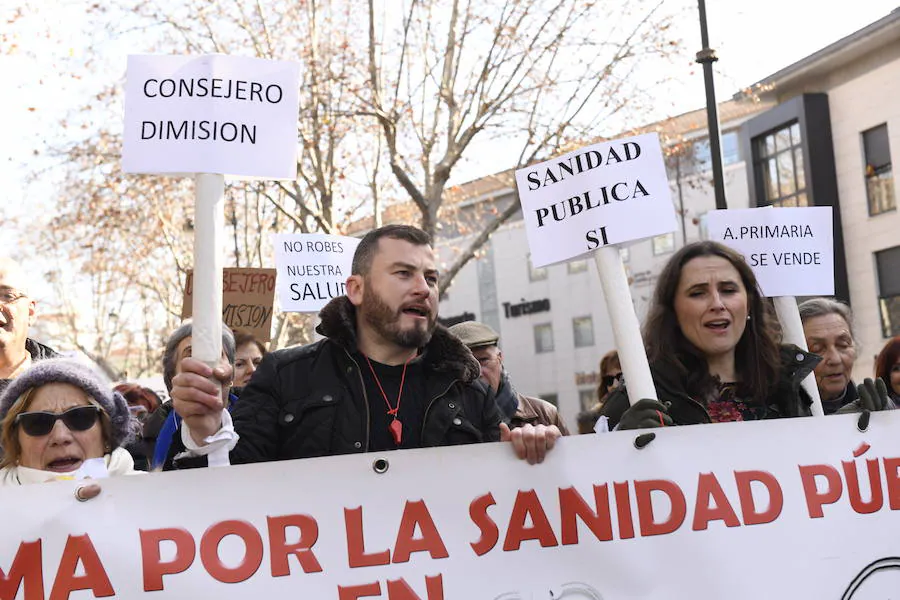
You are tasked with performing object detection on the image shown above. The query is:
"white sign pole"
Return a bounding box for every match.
[593,246,657,405]
[773,296,825,417]
[192,173,225,370]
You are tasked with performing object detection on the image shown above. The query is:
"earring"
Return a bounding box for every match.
[746,314,751,321]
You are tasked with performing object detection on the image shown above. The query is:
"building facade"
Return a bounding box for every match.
[741,8,900,379]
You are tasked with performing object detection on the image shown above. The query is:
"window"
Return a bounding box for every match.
[573,316,595,348]
[652,232,675,255]
[534,323,554,353]
[754,122,809,207]
[567,259,588,274]
[540,393,559,407]
[722,131,740,166]
[528,254,547,281]
[692,138,711,172]
[876,246,900,337]
[680,131,739,176]
[579,389,598,411]
[863,124,895,215]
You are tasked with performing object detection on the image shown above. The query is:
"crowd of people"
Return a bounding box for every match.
[0,224,898,499]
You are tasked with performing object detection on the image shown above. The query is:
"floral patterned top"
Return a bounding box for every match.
[706,382,766,423]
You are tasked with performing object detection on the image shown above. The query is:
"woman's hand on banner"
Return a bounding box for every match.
[856,377,891,432]
[171,357,230,444]
[858,378,890,412]
[617,399,673,431]
[500,422,561,465]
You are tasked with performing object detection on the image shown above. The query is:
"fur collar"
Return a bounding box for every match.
[316,297,481,382]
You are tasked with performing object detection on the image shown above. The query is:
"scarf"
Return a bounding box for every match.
[494,369,520,422]
[0,447,142,486]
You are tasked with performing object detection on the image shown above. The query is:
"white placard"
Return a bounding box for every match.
[273,233,360,312]
[2,412,899,598]
[123,54,301,179]
[514,133,677,267]
[706,206,834,297]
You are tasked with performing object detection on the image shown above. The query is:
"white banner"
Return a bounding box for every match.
[2,412,899,599]
[706,206,835,297]
[273,233,360,312]
[514,133,677,268]
[123,54,301,179]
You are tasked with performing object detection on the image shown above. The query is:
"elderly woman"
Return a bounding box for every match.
[0,359,140,495]
[600,241,819,430]
[799,298,859,414]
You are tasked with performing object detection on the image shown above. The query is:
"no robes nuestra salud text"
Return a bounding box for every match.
[524,141,649,250]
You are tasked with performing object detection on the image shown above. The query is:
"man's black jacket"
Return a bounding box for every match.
[168,297,502,468]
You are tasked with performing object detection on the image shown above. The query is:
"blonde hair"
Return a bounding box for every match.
[0,385,112,469]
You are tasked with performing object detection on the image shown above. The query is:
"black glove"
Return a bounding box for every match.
[618,399,673,431]
[858,378,890,412]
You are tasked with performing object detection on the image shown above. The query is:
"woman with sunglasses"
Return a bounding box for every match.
[0,359,141,496]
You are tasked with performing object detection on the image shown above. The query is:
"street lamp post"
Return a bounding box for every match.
[696,0,728,210]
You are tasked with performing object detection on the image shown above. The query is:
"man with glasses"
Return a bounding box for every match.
[0,258,58,396]
[448,320,569,435]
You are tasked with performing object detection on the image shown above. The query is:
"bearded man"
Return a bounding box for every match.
[168,224,559,468]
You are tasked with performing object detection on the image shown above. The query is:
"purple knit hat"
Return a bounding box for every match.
[0,358,135,450]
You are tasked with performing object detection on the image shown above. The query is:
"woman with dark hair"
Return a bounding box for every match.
[595,350,622,405]
[600,241,819,430]
[838,336,900,413]
[874,336,900,406]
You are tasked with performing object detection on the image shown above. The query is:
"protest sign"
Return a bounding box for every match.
[705,206,834,297]
[514,133,677,268]
[273,234,360,312]
[181,268,277,342]
[2,412,899,599]
[515,134,677,405]
[706,206,835,416]
[122,54,299,369]
[122,54,301,179]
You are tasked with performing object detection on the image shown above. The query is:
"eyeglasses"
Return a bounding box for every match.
[14,406,101,437]
[0,290,27,305]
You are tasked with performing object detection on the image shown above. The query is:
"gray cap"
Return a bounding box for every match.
[447,321,499,349]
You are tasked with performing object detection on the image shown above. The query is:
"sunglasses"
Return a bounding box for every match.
[602,373,624,388]
[14,406,102,437]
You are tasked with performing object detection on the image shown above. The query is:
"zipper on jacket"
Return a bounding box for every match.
[685,394,712,423]
[343,350,371,452]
